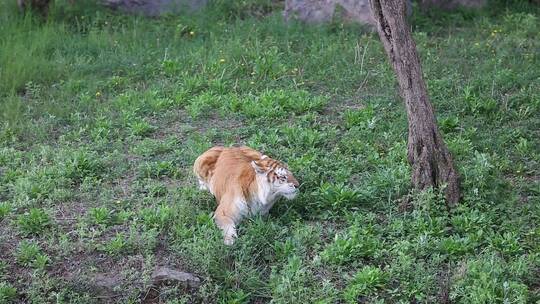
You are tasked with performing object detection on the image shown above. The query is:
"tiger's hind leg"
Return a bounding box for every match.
[197,178,209,191]
[213,194,246,245]
[214,210,237,245]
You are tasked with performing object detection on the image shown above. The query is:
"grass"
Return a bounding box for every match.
[0,0,539,303]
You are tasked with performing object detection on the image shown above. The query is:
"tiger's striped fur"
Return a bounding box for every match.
[193,146,299,245]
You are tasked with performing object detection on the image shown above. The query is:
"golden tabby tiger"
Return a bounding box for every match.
[193,146,299,245]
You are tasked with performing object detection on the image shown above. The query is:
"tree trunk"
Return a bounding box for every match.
[369,0,460,206]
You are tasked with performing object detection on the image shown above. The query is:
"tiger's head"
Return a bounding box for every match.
[251,156,299,200]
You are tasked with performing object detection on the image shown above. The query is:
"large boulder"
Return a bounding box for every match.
[282,0,414,27]
[283,0,376,26]
[419,0,486,9]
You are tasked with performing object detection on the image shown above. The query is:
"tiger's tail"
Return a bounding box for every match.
[193,146,225,187]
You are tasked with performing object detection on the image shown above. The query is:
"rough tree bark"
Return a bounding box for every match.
[369,0,460,206]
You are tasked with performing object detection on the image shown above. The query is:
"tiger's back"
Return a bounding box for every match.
[193,146,263,195]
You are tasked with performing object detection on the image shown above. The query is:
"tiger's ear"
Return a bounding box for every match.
[251,161,266,174]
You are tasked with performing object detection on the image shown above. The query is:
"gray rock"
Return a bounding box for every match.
[420,0,486,10]
[151,266,200,288]
[283,0,375,26]
[283,0,414,26]
[89,273,123,296]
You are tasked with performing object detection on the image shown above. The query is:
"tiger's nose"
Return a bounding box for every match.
[291,179,300,189]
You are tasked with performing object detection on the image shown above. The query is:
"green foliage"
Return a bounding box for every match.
[218,289,250,304]
[344,105,376,129]
[489,231,522,256]
[462,85,499,116]
[439,116,460,133]
[438,235,475,256]
[17,208,52,236]
[62,150,104,182]
[16,241,50,270]
[128,119,156,137]
[269,255,315,302]
[450,254,531,303]
[88,207,113,226]
[344,266,388,303]
[139,204,173,230]
[0,282,17,304]
[321,221,381,265]
[0,203,11,221]
[234,89,327,119]
[139,161,179,178]
[100,233,132,256]
[315,182,362,211]
[0,0,539,302]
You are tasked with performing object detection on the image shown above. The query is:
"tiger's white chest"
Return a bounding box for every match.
[245,175,279,216]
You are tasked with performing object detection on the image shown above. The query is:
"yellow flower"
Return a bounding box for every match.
[189,31,195,36]
[250,81,255,85]
[95,91,101,97]
[219,58,226,63]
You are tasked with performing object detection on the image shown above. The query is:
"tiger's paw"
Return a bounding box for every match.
[224,236,235,246]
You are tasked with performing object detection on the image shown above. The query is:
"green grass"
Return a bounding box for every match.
[0,0,539,302]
